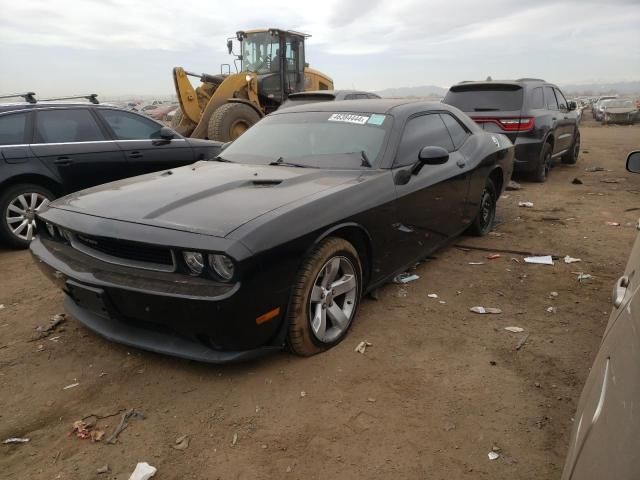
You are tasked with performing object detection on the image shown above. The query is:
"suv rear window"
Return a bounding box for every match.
[0,112,27,145]
[444,84,524,112]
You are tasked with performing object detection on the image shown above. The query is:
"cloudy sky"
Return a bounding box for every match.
[1,0,639,96]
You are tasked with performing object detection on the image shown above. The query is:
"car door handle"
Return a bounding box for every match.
[552,117,557,121]
[456,159,466,168]
[54,156,73,166]
[612,275,629,308]
[128,151,143,159]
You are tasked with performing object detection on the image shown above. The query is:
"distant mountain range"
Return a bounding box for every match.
[375,85,447,98]
[375,81,640,98]
[559,81,640,96]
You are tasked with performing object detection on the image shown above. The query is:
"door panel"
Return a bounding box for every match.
[97,109,194,175]
[30,109,126,192]
[553,88,576,153]
[391,113,470,265]
[562,230,640,479]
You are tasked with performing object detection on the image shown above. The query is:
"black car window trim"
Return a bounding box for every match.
[392,111,457,169]
[32,107,113,144]
[544,86,559,110]
[553,88,569,112]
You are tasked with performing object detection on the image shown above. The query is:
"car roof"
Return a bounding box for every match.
[288,90,378,98]
[271,98,456,117]
[450,78,554,91]
[0,102,120,114]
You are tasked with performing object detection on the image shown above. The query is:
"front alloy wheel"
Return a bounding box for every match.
[287,237,362,356]
[309,256,358,343]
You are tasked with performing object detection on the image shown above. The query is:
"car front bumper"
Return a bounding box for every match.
[30,237,289,363]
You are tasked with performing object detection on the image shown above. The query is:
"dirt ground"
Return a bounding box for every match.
[1,115,639,480]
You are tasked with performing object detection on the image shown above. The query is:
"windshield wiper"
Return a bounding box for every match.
[268,157,310,168]
[359,151,372,167]
[213,155,235,163]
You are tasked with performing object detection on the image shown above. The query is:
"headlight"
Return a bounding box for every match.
[208,254,235,281]
[45,222,56,237]
[58,228,72,243]
[245,74,252,83]
[183,251,204,275]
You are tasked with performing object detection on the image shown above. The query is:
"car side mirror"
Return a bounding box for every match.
[626,151,640,174]
[227,39,233,55]
[568,101,577,111]
[160,126,176,140]
[413,146,449,175]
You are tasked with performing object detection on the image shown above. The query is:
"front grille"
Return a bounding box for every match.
[71,233,175,272]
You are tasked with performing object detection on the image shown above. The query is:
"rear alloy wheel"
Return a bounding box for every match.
[0,184,54,249]
[533,143,552,183]
[208,103,260,142]
[468,178,497,236]
[287,237,362,356]
[562,132,580,165]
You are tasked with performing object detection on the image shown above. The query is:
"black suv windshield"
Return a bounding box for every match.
[444,84,524,112]
[221,111,391,168]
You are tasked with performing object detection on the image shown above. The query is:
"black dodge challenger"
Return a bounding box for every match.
[30,100,514,363]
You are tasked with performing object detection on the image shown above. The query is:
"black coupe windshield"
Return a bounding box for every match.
[221,111,391,168]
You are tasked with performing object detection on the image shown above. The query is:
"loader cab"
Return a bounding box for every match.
[236,29,306,111]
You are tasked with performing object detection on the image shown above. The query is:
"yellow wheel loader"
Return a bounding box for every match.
[172,28,334,141]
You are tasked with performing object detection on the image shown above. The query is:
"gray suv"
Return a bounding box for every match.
[443,78,580,182]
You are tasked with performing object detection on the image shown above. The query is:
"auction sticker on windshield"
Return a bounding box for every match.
[328,113,370,125]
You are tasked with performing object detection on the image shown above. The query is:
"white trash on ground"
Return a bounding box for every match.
[564,256,581,264]
[470,306,502,314]
[393,273,419,284]
[518,201,534,208]
[427,293,439,298]
[488,451,500,460]
[128,462,157,480]
[524,255,554,265]
[504,326,524,333]
[3,437,30,444]
[355,341,372,354]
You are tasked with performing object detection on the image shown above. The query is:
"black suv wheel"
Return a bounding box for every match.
[562,132,580,165]
[533,143,552,183]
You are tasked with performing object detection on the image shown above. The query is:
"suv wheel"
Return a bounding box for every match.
[562,132,580,165]
[0,184,54,249]
[533,143,552,183]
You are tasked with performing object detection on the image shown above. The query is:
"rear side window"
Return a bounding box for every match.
[440,113,469,150]
[395,114,454,167]
[529,87,544,109]
[100,110,162,140]
[0,112,27,145]
[544,87,558,110]
[444,85,524,112]
[35,109,106,143]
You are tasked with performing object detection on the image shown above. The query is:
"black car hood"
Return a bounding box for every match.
[51,161,360,237]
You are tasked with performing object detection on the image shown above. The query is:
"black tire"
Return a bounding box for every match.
[0,183,55,249]
[562,131,580,165]
[533,143,552,183]
[287,237,363,357]
[468,178,497,237]
[208,103,260,142]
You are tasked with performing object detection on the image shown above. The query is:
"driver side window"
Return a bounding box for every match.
[394,114,454,168]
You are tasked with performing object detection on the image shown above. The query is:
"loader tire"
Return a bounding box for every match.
[208,103,260,142]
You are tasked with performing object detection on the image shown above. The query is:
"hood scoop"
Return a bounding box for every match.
[251,179,283,187]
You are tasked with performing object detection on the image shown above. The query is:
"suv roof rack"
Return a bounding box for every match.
[515,78,546,82]
[0,92,37,103]
[39,94,100,104]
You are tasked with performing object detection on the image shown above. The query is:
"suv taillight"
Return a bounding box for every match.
[472,117,535,132]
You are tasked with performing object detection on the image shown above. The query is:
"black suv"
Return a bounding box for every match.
[0,94,222,248]
[443,79,580,182]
